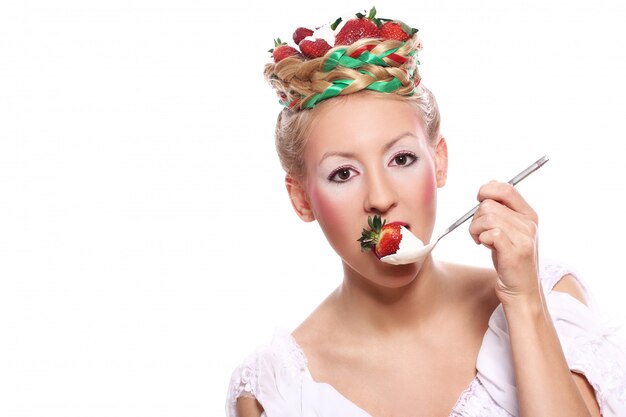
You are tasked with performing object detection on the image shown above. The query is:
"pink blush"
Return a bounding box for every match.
[420,168,436,205]
[307,185,342,225]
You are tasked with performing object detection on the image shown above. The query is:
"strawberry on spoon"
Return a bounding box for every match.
[358,215,428,265]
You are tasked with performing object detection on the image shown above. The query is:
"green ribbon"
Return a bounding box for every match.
[302,76,409,109]
[304,79,354,109]
[322,46,402,72]
[368,76,403,93]
[378,46,401,59]
[323,50,359,72]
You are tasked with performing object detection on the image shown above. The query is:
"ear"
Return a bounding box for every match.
[434,136,448,187]
[285,175,315,222]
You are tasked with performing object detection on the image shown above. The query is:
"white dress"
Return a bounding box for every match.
[226,262,626,417]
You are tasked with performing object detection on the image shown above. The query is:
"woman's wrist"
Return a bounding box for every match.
[499,290,546,323]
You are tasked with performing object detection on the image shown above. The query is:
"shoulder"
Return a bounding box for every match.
[235,397,264,417]
[225,330,307,417]
[538,260,592,306]
[438,260,591,305]
[552,274,589,305]
[226,342,264,417]
[437,261,500,304]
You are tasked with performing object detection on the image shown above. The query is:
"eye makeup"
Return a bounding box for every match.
[327,166,358,183]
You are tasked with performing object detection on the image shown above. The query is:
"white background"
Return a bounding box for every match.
[1,0,625,416]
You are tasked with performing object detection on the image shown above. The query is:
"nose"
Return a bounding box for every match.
[364,171,398,215]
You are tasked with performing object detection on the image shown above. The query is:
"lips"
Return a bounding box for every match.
[389,220,410,229]
[361,219,410,232]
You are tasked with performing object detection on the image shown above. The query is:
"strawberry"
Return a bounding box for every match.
[293,27,314,45]
[380,21,411,41]
[299,38,332,58]
[333,7,381,46]
[270,38,301,63]
[358,215,403,259]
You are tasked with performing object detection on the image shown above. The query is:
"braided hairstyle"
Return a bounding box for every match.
[265,32,441,180]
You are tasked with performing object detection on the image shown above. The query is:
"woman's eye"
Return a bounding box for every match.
[391,153,417,167]
[328,167,356,182]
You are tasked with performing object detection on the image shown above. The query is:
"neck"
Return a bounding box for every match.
[334,257,453,337]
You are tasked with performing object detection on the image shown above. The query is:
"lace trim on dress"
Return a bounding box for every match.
[564,332,626,415]
[227,351,259,417]
[450,378,514,417]
[226,329,308,417]
[539,261,586,293]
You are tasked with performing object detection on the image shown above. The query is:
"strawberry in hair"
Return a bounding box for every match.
[380,20,417,41]
[270,38,301,62]
[293,27,314,45]
[333,6,381,46]
[299,38,332,58]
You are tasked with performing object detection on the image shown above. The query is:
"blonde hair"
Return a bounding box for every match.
[265,37,441,179]
[265,38,420,110]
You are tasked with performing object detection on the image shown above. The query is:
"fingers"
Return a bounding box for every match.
[475,223,537,262]
[469,198,538,246]
[470,181,541,302]
[476,181,538,224]
[476,227,513,253]
[469,181,539,253]
[470,198,538,275]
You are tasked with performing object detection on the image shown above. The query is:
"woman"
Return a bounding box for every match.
[227,8,625,417]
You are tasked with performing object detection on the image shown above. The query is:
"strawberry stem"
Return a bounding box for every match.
[358,215,386,252]
[330,16,342,30]
[367,6,377,20]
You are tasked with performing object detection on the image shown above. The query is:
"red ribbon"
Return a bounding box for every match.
[349,44,375,58]
[349,45,407,64]
[387,53,407,64]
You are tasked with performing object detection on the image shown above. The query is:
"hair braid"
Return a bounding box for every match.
[265,37,421,111]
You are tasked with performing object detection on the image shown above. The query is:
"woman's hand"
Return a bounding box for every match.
[468,181,541,306]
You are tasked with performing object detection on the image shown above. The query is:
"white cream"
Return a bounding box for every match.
[380,226,431,265]
[304,15,353,46]
[305,24,334,45]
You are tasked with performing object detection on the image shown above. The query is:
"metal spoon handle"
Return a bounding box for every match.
[437,155,549,241]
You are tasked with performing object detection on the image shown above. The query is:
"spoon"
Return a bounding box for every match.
[380,155,550,265]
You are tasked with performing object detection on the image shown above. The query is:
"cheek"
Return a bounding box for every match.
[405,165,438,242]
[402,165,437,210]
[420,168,437,206]
[307,183,362,253]
[308,185,348,227]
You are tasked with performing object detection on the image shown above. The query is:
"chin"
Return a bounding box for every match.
[376,262,423,288]
[344,254,425,289]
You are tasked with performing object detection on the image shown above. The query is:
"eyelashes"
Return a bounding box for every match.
[327,165,356,183]
[390,151,418,167]
[326,152,419,183]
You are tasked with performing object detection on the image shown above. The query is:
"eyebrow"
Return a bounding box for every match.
[318,132,418,165]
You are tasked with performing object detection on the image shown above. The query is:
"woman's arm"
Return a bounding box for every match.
[469,182,601,417]
[553,275,602,415]
[502,283,600,417]
[236,396,264,417]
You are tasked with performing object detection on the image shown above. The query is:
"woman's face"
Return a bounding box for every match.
[296,93,447,288]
